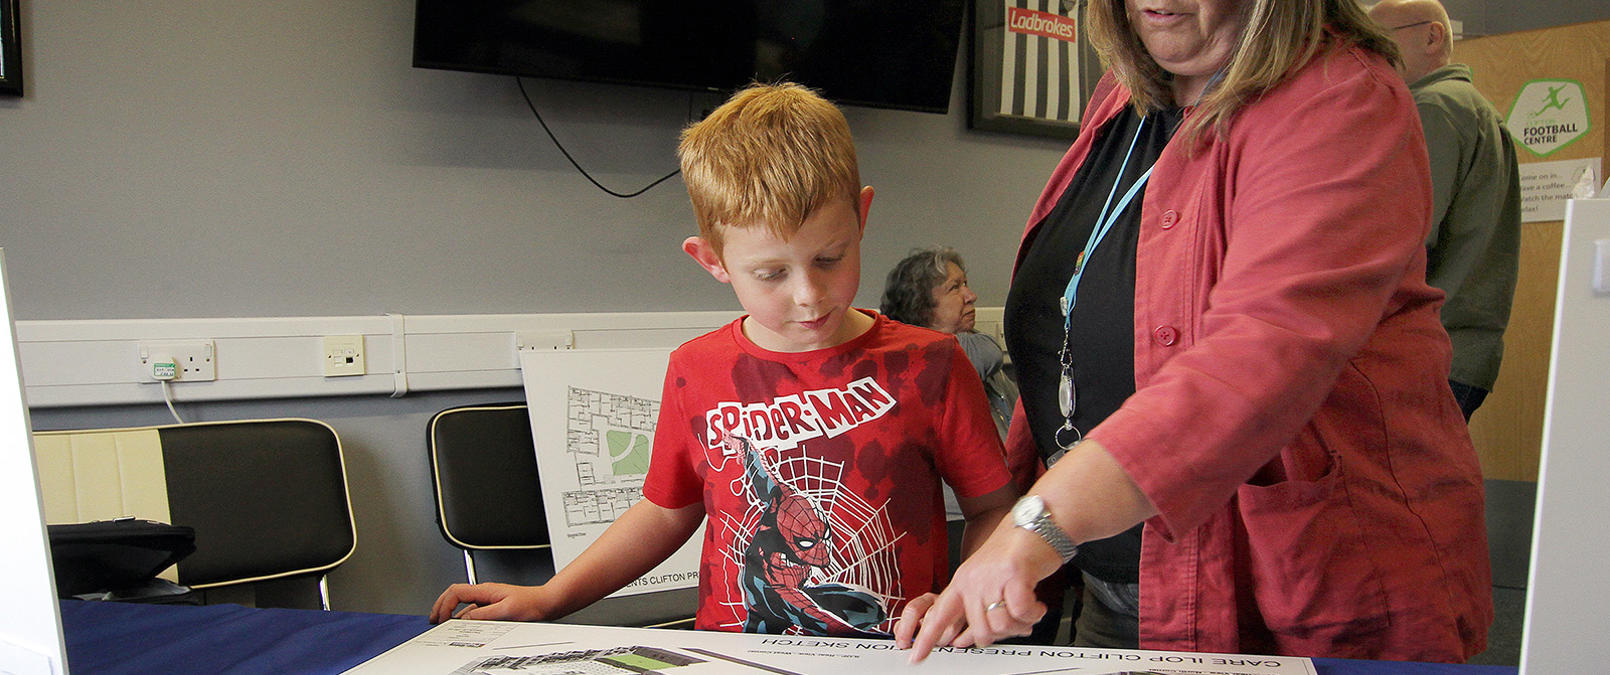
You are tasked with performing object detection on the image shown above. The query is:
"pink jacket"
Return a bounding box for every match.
[1005,41,1492,660]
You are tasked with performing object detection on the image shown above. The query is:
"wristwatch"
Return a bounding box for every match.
[1012,495,1079,563]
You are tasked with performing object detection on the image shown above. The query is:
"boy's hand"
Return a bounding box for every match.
[429,582,553,624]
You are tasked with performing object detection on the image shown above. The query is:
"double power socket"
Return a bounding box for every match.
[137,340,216,382]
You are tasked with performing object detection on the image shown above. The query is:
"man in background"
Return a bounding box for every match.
[1371,0,1522,420]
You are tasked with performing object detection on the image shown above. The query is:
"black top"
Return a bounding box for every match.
[1003,105,1182,583]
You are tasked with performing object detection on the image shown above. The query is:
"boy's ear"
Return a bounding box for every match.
[857,186,875,234]
[682,236,732,284]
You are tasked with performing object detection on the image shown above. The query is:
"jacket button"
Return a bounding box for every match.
[1153,325,1179,346]
[1160,210,1178,229]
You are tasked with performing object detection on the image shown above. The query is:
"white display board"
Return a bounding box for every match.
[1521,198,1610,674]
[0,249,68,675]
[519,348,703,598]
[348,620,1317,675]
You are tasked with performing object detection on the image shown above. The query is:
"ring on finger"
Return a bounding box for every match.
[985,600,1007,611]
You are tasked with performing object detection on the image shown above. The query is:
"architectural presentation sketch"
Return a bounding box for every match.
[519,348,702,597]
[347,620,1319,675]
[560,386,658,528]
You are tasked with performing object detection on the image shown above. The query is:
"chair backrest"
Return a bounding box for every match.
[33,418,357,592]
[428,403,549,551]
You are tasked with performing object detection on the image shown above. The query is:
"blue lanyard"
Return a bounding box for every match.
[1061,115,1154,328]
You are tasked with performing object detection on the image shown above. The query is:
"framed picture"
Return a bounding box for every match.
[1,0,21,96]
[969,0,1099,139]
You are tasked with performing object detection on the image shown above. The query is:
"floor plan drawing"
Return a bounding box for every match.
[561,386,659,527]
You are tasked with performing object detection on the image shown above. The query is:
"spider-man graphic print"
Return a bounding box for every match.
[733,435,886,636]
[641,312,1011,636]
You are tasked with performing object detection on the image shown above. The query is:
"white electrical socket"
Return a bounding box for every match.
[136,340,216,382]
[323,335,366,377]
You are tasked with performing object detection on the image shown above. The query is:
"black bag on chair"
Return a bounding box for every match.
[48,518,197,602]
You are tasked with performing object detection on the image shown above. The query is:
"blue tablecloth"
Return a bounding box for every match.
[58,600,1517,674]
[61,600,428,674]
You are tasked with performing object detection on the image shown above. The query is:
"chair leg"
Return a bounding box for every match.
[318,574,331,611]
[463,550,478,585]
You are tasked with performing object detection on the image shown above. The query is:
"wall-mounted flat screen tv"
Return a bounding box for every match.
[412,1,967,114]
[1,0,23,96]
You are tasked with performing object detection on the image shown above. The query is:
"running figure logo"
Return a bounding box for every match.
[1533,84,1571,115]
[728,435,890,636]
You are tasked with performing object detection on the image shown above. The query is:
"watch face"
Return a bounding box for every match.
[1013,495,1044,526]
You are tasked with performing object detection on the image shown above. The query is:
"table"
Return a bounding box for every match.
[58,600,1518,674]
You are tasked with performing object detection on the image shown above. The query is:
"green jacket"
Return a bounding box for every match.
[1412,63,1521,391]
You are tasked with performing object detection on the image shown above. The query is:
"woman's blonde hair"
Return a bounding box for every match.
[677,82,860,257]
[1087,0,1398,143]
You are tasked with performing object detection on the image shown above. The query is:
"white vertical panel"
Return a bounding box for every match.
[1521,198,1610,675]
[0,249,67,675]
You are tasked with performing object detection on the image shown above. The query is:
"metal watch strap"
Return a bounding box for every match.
[1029,514,1079,563]
[1014,495,1078,563]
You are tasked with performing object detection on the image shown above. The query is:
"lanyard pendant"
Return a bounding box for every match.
[1058,368,1076,419]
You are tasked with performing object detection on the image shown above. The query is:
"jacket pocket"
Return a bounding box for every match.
[1234,436,1390,646]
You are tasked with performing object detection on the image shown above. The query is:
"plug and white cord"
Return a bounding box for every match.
[148,352,185,424]
[159,380,185,424]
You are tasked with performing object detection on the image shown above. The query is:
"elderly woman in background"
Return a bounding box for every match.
[881,247,1018,439]
[899,0,1491,662]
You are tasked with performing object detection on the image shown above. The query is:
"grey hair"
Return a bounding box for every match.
[880,246,966,328]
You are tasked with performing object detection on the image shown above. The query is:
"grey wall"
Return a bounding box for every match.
[0,2,1067,321]
[0,1,1070,616]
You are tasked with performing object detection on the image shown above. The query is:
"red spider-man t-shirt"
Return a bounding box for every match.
[642,311,1011,636]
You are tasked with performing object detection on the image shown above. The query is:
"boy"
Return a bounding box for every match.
[431,83,1016,637]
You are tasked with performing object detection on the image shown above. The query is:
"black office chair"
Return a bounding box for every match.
[34,418,357,610]
[427,403,551,584]
[427,402,702,629]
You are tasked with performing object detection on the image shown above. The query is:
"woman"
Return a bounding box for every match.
[880,247,1018,439]
[898,0,1491,662]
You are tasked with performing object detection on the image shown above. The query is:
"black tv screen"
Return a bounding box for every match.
[412,1,967,114]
